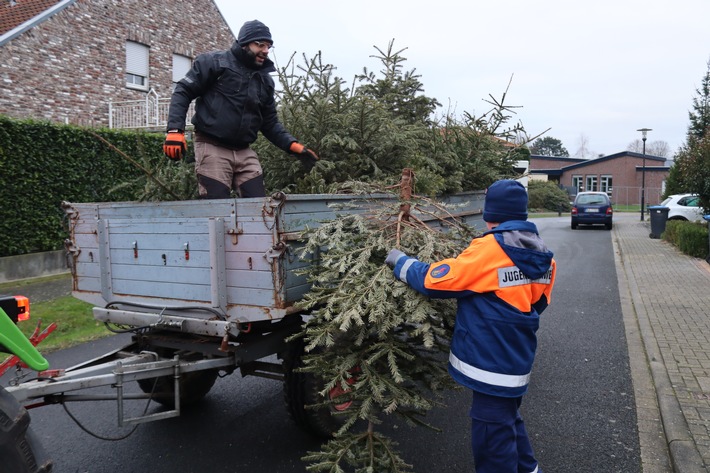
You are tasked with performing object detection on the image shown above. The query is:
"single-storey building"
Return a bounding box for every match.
[530,152,670,207]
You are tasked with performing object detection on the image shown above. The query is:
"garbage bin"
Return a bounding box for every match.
[704,215,710,264]
[648,205,670,239]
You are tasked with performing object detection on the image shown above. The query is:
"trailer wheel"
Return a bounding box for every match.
[0,386,53,473]
[137,369,218,409]
[136,349,218,408]
[283,341,353,439]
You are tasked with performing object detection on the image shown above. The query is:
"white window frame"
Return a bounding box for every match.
[572,175,583,192]
[585,175,598,192]
[126,41,149,91]
[600,175,613,196]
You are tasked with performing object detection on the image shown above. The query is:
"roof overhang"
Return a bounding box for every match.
[0,0,77,47]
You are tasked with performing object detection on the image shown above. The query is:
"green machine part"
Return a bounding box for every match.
[0,307,49,372]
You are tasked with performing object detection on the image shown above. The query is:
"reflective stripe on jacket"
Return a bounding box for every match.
[392,220,556,397]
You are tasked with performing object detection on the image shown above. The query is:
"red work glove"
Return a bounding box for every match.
[163,130,187,160]
[289,142,319,171]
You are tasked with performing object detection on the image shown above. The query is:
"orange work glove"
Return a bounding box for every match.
[289,142,319,171]
[163,130,187,160]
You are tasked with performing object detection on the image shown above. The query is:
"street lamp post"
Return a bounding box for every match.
[637,128,652,221]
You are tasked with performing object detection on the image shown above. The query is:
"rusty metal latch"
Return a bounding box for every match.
[61,201,78,220]
[264,241,287,261]
[64,238,80,257]
[227,226,243,245]
[264,192,286,217]
[228,207,243,244]
[64,239,81,277]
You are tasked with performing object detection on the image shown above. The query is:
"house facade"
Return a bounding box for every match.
[0,0,234,129]
[530,152,670,207]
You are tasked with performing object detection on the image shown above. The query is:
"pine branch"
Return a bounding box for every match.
[294,185,477,472]
[88,130,181,200]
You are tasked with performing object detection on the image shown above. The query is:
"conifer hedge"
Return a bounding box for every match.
[0,116,175,257]
[662,219,709,259]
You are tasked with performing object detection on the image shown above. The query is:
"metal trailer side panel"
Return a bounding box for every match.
[64,193,485,326]
[65,198,282,323]
[276,193,396,234]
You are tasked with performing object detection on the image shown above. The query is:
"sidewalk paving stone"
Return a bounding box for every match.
[614,213,710,472]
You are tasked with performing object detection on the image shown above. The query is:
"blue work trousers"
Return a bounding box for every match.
[470,391,540,473]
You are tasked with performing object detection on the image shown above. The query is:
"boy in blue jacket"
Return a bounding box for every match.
[385,179,556,473]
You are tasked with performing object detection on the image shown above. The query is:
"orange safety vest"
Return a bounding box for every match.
[393,220,556,397]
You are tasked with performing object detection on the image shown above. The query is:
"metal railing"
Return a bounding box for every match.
[108,89,194,130]
[608,186,664,208]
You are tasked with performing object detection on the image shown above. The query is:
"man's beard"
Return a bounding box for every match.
[243,48,263,67]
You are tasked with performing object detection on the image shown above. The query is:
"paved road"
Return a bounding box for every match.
[6,336,474,473]
[527,216,640,472]
[2,216,647,472]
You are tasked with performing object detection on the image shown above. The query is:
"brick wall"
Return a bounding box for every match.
[559,154,669,206]
[0,0,234,127]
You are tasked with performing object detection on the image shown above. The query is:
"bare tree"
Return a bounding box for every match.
[650,141,671,157]
[627,139,671,157]
[574,133,592,159]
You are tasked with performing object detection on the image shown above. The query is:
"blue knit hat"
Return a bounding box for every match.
[237,20,273,46]
[483,180,528,223]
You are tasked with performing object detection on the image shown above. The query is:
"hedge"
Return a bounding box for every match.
[527,180,572,213]
[0,116,175,257]
[662,219,709,260]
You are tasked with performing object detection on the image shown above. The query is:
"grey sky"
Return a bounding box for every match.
[213,0,710,157]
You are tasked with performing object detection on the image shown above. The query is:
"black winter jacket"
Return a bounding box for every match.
[167,42,296,151]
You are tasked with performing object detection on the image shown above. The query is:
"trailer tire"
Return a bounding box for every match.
[0,386,53,473]
[137,368,218,409]
[283,341,351,439]
[135,348,219,408]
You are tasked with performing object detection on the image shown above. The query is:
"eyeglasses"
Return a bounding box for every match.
[253,41,274,50]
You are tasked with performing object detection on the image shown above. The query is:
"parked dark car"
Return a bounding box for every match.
[571,192,613,230]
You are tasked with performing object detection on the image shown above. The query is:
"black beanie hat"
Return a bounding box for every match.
[237,20,272,46]
[483,180,528,223]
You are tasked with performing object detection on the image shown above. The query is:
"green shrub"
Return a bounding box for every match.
[663,220,709,259]
[527,180,572,212]
[0,116,186,257]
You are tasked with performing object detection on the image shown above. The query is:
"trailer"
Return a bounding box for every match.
[3,190,485,455]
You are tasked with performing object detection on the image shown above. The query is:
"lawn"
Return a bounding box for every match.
[1,293,111,364]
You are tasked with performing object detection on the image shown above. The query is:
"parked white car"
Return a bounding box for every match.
[659,194,705,222]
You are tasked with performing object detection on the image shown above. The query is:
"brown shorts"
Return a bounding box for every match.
[194,142,263,198]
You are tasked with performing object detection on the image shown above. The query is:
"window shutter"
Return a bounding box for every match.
[172,54,192,83]
[126,41,149,76]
